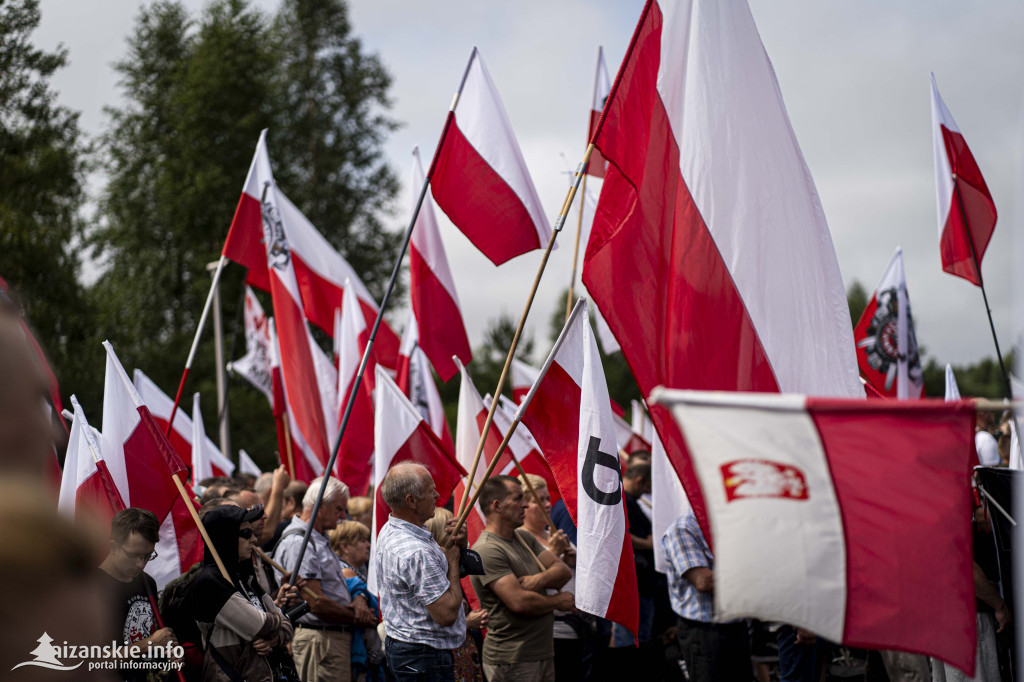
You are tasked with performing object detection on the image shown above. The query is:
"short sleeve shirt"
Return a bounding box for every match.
[373,516,466,650]
[273,516,351,626]
[471,529,553,665]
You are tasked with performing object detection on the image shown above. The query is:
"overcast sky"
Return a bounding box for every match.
[35,0,1024,369]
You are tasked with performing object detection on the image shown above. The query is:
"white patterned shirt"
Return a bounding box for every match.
[374,515,466,649]
[274,516,351,626]
[662,511,715,623]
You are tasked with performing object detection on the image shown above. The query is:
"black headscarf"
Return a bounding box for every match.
[190,504,266,622]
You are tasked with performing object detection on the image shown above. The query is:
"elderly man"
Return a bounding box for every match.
[471,475,574,682]
[374,462,468,682]
[274,475,375,682]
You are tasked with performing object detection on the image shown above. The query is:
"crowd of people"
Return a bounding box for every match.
[74,445,1013,682]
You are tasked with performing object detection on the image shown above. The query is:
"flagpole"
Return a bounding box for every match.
[454,4,653,528]
[565,173,588,323]
[164,256,229,436]
[281,416,297,481]
[953,178,1012,399]
[287,49,479,583]
[449,300,587,546]
[565,46,604,323]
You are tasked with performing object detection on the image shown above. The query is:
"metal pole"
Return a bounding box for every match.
[207,260,231,457]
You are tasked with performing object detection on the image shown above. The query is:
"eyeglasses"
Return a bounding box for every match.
[121,547,158,563]
[238,528,257,539]
[247,503,265,516]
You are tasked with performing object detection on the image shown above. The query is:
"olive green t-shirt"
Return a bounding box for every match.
[470,529,554,665]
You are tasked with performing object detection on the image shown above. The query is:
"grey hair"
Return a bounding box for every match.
[303,476,350,511]
[253,472,274,497]
[380,462,429,509]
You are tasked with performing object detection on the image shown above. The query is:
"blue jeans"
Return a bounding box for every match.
[776,625,830,682]
[385,638,455,682]
[611,596,655,647]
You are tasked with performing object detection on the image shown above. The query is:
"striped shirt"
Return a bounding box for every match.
[374,515,466,650]
[661,511,715,622]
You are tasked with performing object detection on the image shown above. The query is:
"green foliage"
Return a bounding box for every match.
[85,0,399,470]
[270,0,401,302]
[921,352,1014,400]
[0,0,96,412]
[846,279,868,328]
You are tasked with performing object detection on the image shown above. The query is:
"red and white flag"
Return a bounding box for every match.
[333,282,376,494]
[515,300,638,634]
[238,449,262,477]
[453,362,505,548]
[58,395,125,526]
[486,393,560,506]
[931,74,997,286]
[511,358,540,404]
[368,367,466,583]
[430,49,551,265]
[585,47,612,178]
[395,313,454,454]
[227,286,274,406]
[651,389,977,674]
[409,147,472,381]
[650,432,688,574]
[945,364,961,401]
[268,319,323,484]
[134,369,235,479]
[582,0,862,536]
[190,394,214,487]
[854,247,923,399]
[221,133,400,366]
[226,132,333,482]
[102,342,202,590]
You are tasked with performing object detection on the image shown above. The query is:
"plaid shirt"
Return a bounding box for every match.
[373,515,466,650]
[662,511,715,622]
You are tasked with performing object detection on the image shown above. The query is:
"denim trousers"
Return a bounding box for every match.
[385,638,455,682]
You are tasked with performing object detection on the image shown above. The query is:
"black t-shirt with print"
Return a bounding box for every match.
[102,569,158,645]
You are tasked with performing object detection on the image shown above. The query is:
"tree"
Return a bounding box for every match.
[91,0,280,463]
[0,0,96,411]
[847,279,868,328]
[270,0,401,302]
[921,353,1014,399]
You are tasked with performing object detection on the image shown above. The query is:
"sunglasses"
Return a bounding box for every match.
[238,528,257,539]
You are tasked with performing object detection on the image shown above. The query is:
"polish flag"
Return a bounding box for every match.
[133,369,235,479]
[585,47,612,178]
[268,319,323,484]
[515,300,638,633]
[945,364,961,401]
[650,432,688,575]
[615,413,651,458]
[394,314,454,455]
[486,393,560,506]
[333,283,376,495]
[409,148,472,381]
[651,389,977,674]
[221,133,400,366]
[226,132,333,482]
[58,395,126,527]
[430,49,551,265]
[101,342,202,590]
[190,394,214,487]
[238,449,262,477]
[931,74,997,286]
[854,248,923,399]
[511,359,540,404]
[227,286,274,406]
[368,367,466,588]
[582,0,862,538]
[453,362,505,548]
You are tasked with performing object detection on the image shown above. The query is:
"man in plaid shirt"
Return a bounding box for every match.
[374,462,467,682]
[662,511,750,681]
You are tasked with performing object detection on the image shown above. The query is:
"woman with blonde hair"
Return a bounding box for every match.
[347,496,373,529]
[426,508,488,682]
[330,520,382,681]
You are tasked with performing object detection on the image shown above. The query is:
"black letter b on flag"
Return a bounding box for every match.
[582,436,622,506]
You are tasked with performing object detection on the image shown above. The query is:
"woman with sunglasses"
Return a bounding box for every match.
[191,504,294,681]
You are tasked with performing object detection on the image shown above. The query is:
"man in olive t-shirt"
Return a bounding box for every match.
[470,476,574,682]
